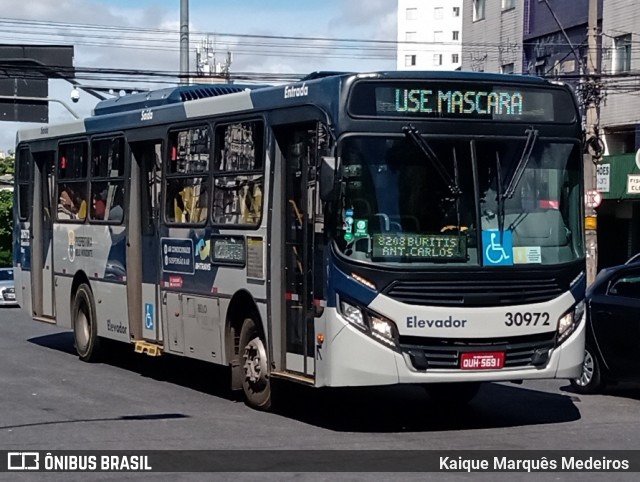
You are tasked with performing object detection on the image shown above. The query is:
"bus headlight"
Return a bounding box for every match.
[557,300,585,343]
[339,300,366,329]
[338,298,398,346]
[370,314,397,345]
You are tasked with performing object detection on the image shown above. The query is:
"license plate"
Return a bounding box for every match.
[5,294,15,299]
[460,352,505,370]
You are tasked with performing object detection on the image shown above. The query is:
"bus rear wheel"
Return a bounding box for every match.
[72,283,101,362]
[239,317,272,411]
[424,382,481,405]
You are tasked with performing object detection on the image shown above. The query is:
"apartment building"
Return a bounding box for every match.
[397,0,463,71]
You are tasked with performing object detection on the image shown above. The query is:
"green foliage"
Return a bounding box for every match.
[0,189,13,266]
[0,155,14,175]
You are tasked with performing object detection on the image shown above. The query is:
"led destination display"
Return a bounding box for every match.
[211,236,246,265]
[372,233,467,261]
[349,80,576,122]
[395,89,523,116]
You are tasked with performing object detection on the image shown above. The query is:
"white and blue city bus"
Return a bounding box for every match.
[13,71,586,410]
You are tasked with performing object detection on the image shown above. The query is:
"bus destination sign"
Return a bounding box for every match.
[348,80,576,123]
[372,233,467,261]
[395,88,523,116]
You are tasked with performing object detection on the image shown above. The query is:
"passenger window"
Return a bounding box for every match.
[165,126,210,225]
[213,121,264,226]
[90,137,125,223]
[609,274,640,299]
[57,141,88,222]
[166,177,209,224]
[90,181,125,222]
[91,137,125,178]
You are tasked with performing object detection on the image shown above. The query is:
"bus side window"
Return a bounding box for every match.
[239,179,262,224]
[91,191,107,220]
[213,121,265,227]
[193,184,209,223]
[166,178,208,224]
[108,186,124,222]
[57,141,88,222]
[58,186,77,219]
[166,179,186,223]
[166,126,210,225]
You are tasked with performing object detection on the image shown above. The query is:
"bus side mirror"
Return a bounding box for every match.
[319,156,337,202]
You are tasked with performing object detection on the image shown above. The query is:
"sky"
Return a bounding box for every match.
[0,0,398,152]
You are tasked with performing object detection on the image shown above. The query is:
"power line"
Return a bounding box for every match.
[0,17,622,54]
[4,16,640,93]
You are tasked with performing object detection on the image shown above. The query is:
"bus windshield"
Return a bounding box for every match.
[335,135,584,267]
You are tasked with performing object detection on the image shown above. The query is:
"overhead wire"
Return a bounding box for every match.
[0,17,615,55]
[3,16,640,91]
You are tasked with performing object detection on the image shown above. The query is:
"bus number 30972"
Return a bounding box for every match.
[504,312,550,327]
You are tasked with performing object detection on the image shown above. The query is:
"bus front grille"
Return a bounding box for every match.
[384,278,564,307]
[399,332,557,370]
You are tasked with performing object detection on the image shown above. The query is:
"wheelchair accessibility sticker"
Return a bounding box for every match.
[145,303,155,331]
[482,230,513,266]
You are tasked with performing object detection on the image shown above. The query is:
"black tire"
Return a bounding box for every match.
[72,283,101,362]
[424,382,481,405]
[239,317,272,411]
[570,345,603,394]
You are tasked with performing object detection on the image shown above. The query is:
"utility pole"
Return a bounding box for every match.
[180,0,189,84]
[584,0,600,285]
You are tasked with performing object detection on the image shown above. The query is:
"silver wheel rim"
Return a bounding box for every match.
[243,336,268,392]
[75,308,90,352]
[576,350,594,387]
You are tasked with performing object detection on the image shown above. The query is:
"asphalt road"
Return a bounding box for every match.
[1,307,639,481]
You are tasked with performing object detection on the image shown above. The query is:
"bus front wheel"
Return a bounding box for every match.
[72,283,101,362]
[239,317,272,411]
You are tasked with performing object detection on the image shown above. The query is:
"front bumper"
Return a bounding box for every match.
[318,308,585,387]
[0,291,18,306]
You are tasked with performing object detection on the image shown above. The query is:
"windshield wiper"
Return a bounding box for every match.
[503,127,539,200]
[496,151,506,235]
[494,127,538,236]
[403,124,462,197]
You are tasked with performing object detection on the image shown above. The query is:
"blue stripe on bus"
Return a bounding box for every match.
[327,262,378,309]
[570,272,586,302]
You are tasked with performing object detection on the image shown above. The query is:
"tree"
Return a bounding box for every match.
[0,190,13,266]
[0,154,14,176]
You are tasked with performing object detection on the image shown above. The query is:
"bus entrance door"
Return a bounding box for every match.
[277,121,327,378]
[128,140,163,347]
[31,151,55,319]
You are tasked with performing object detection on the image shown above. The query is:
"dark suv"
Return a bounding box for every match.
[571,260,640,393]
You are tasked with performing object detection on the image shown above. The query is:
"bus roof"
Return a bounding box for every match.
[16,70,566,144]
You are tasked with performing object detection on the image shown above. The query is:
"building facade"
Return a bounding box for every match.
[461,0,524,73]
[397,0,463,71]
[596,0,640,269]
[522,0,596,79]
